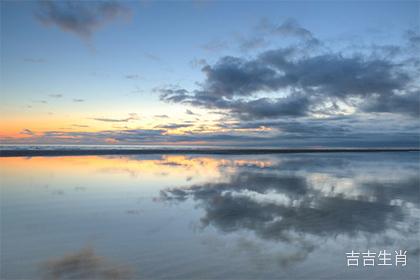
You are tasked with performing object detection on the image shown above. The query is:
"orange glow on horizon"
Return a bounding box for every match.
[0,155,274,182]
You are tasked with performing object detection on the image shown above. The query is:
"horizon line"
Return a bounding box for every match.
[1,147,419,157]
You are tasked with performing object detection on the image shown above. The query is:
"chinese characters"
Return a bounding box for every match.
[346,250,407,267]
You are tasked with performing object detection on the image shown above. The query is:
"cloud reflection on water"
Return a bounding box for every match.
[159,153,420,266]
[1,153,419,278]
[42,246,132,280]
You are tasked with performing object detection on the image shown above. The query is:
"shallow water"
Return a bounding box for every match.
[1,153,419,279]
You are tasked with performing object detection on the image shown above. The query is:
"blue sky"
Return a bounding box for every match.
[1,1,419,147]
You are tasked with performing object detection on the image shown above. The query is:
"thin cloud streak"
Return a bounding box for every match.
[91,113,139,123]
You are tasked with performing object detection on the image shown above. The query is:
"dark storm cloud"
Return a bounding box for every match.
[160,19,418,120]
[35,0,131,39]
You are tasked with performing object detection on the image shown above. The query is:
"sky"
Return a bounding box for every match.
[1,0,419,147]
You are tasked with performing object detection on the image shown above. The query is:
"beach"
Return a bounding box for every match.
[1,152,419,279]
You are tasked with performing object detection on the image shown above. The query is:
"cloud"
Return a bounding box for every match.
[35,0,131,40]
[23,58,46,63]
[4,127,262,146]
[48,94,62,98]
[4,110,419,147]
[20,129,35,135]
[2,120,418,147]
[405,29,420,47]
[185,109,196,115]
[144,52,160,61]
[125,74,141,80]
[159,88,190,103]
[233,18,319,52]
[259,18,318,44]
[201,39,229,52]
[190,58,208,69]
[33,99,48,104]
[231,94,312,119]
[154,114,169,118]
[160,31,417,119]
[92,113,139,123]
[72,124,89,128]
[73,99,85,102]
[42,246,132,279]
[158,123,193,130]
[361,89,420,117]
[237,35,267,52]
[9,118,420,147]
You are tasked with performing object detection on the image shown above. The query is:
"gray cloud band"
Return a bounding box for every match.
[160,23,419,119]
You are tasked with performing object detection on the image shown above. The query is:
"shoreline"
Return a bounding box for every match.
[1,148,419,157]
